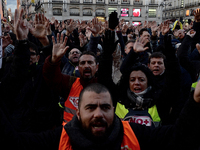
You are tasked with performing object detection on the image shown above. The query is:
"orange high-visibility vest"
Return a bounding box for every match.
[58,121,140,150]
[63,78,83,123]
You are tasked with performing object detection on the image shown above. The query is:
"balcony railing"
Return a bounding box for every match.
[70,0,80,3]
[52,1,63,3]
[96,1,105,4]
[53,12,62,15]
[148,15,156,18]
[133,1,143,5]
[83,12,92,16]
[121,1,130,4]
[149,2,158,6]
[83,0,93,3]
[96,12,105,16]
[109,1,118,4]
[70,12,80,16]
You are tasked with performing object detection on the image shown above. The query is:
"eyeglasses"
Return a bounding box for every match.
[30,52,36,56]
[69,51,81,55]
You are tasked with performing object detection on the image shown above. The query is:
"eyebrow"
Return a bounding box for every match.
[84,103,111,108]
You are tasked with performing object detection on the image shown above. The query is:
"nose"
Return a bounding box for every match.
[93,107,103,118]
[134,79,140,84]
[84,62,90,67]
[154,62,159,66]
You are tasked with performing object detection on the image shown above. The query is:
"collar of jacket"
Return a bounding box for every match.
[28,62,38,73]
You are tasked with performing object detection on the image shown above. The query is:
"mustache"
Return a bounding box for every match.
[83,68,91,72]
[90,118,108,126]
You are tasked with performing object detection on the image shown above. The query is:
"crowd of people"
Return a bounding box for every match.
[1,7,200,149]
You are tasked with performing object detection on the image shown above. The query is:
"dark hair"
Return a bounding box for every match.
[118,63,155,103]
[125,39,136,46]
[78,83,112,108]
[29,42,39,55]
[148,52,166,64]
[79,51,97,64]
[126,63,155,87]
[139,28,149,37]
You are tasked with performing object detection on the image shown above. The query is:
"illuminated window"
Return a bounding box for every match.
[121,8,129,17]
[148,9,156,18]
[133,9,141,17]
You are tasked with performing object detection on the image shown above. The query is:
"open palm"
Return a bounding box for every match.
[52,33,69,63]
[30,14,47,39]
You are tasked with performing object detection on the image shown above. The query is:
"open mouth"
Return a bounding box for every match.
[153,69,160,73]
[134,88,142,93]
[91,122,106,132]
[83,69,91,77]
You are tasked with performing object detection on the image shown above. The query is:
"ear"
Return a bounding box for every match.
[36,55,40,62]
[76,108,80,120]
[148,63,150,68]
[96,63,99,72]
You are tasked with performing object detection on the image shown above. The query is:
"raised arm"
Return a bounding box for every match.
[43,33,73,99]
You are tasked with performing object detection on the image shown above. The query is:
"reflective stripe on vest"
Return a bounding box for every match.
[63,78,83,123]
[115,102,161,123]
[58,121,140,150]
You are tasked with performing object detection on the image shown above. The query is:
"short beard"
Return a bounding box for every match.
[79,116,111,142]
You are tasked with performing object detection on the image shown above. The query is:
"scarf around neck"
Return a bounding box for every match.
[127,86,153,110]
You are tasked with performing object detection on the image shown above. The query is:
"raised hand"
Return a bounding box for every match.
[196,43,200,54]
[2,34,12,49]
[133,36,149,53]
[79,32,88,47]
[14,9,29,40]
[66,19,77,35]
[45,17,52,35]
[86,17,101,37]
[151,21,159,36]
[54,19,60,30]
[102,30,117,56]
[147,21,152,29]
[186,29,196,38]
[30,13,48,39]
[143,21,147,28]
[61,20,66,30]
[77,20,87,33]
[161,20,170,36]
[51,33,69,63]
[194,8,200,22]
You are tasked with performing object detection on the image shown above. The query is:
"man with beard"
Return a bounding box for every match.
[43,33,99,124]
[56,82,200,150]
[1,82,200,150]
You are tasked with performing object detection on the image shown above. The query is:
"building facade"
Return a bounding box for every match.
[162,0,200,23]
[2,0,7,18]
[29,0,164,24]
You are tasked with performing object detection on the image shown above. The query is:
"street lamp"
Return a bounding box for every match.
[160,0,172,20]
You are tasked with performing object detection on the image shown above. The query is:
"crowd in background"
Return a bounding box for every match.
[1,7,200,149]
